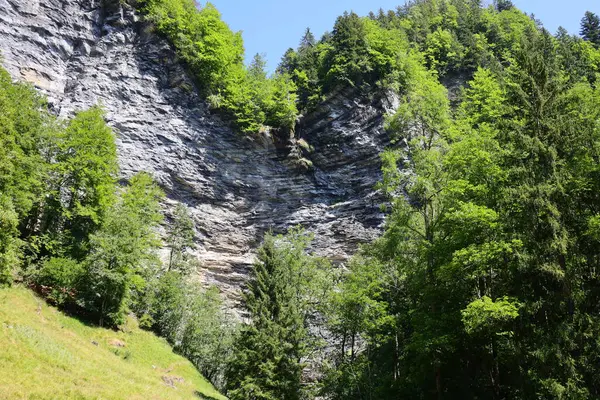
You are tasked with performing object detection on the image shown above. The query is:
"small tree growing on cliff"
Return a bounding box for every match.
[166,203,195,273]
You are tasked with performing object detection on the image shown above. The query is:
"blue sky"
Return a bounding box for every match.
[209,0,600,72]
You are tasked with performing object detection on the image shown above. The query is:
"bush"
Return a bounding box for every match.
[33,257,84,305]
[142,269,236,390]
[148,271,187,343]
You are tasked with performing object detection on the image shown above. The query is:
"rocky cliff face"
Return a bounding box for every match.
[0,0,395,302]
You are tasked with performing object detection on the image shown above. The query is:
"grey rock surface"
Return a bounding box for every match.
[0,0,395,303]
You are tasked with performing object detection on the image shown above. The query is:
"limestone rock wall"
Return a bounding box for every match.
[0,0,395,302]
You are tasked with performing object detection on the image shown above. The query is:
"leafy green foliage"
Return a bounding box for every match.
[145,271,186,339]
[139,0,244,94]
[461,296,520,336]
[322,10,600,399]
[0,196,19,285]
[137,0,298,135]
[81,173,164,326]
[0,68,49,218]
[179,286,236,390]
[42,107,118,259]
[424,27,464,74]
[273,0,544,118]
[139,269,236,390]
[32,257,84,306]
[0,68,51,283]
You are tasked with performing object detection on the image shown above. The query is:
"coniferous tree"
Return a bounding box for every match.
[495,0,514,12]
[581,11,600,46]
[283,27,321,112]
[299,28,316,51]
[226,228,330,400]
[324,11,370,90]
[276,48,298,75]
[248,53,269,81]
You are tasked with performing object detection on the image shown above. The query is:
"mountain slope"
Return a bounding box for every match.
[0,286,225,400]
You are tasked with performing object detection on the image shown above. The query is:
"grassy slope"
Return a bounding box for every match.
[0,286,226,400]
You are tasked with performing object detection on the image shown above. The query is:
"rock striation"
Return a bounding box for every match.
[0,0,396,302]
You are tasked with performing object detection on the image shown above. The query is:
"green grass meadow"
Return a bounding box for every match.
[0,286,226,400]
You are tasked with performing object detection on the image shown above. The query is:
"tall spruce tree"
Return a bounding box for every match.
[226,228,330,400]
[324,11,370,90]
[581,11,600,46]
[495,0,514,12]
[276,48,298,76]
[299,28,316,51]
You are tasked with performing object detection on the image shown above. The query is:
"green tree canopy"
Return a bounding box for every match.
[581,11,600,46]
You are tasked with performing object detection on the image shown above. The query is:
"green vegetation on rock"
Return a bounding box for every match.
[136,0,298,135]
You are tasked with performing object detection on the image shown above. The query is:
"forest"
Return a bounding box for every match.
[1,0,600,398]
